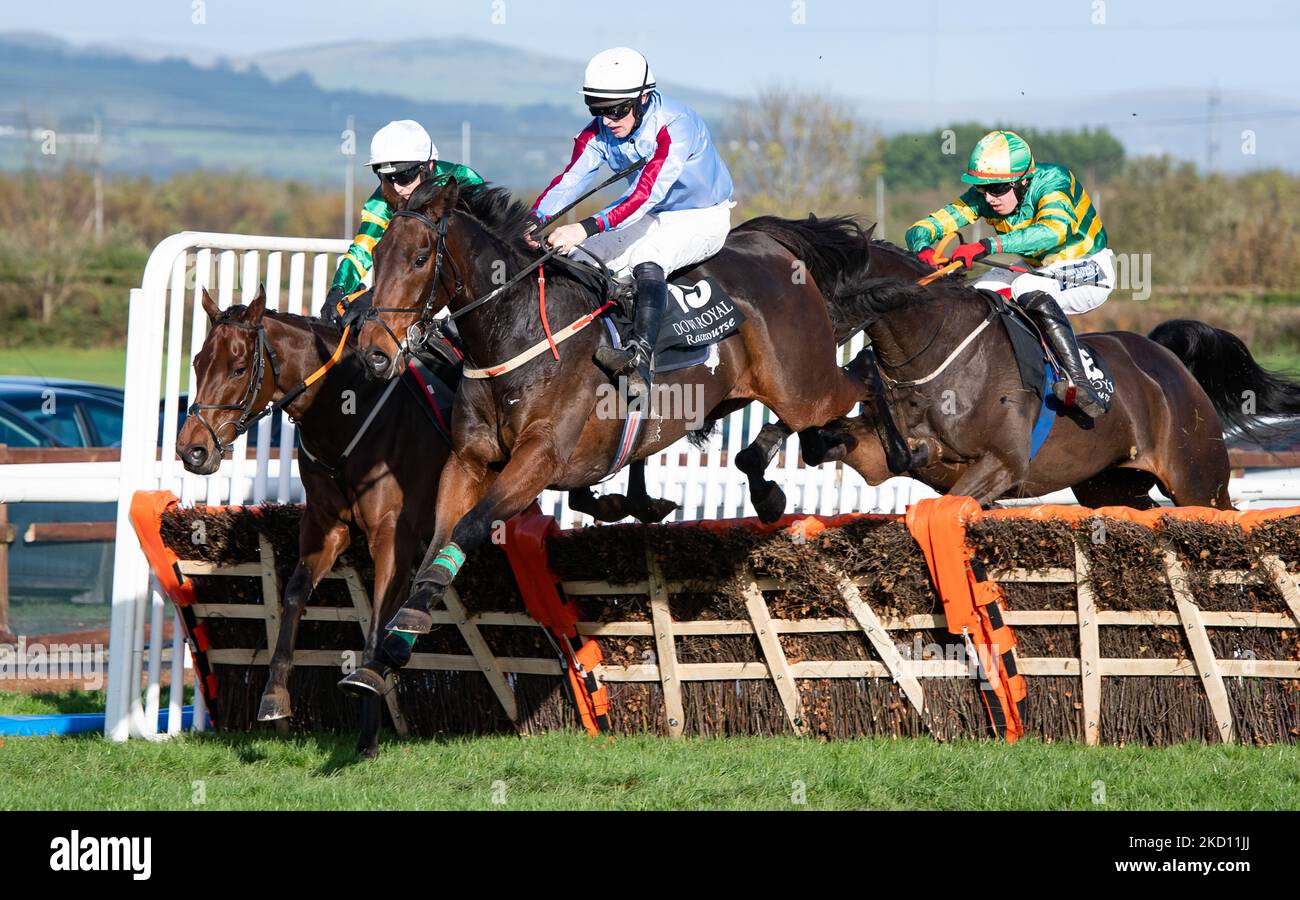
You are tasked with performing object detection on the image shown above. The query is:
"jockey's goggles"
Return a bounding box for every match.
[974,181,1017,198]
[589,98,638,121]
[375,163,425,186]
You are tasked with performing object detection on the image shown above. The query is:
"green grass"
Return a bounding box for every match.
[0,690,105,715]
[0,346,127,388]
[0,725,1296,811]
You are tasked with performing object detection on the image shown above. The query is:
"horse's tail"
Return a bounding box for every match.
[735,214,873,343]
[1148,318,1300,441]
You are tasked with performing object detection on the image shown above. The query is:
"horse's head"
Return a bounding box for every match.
[177,285,275,474]
[358,175,464,380]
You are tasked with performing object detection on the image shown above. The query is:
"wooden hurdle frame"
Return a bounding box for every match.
[172,529,1300,745]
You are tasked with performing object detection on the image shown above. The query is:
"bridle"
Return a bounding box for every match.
[186,319,281,457]
[360,206,465,362]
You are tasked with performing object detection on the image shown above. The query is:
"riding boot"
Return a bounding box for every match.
[1021,290,1107,418]
[594,261,667,406]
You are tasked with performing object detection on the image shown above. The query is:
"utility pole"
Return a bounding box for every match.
[92,116,103,244]
[343,114,355,238]
[1206,87,1220,174]
[875,174,886,242]
[461,120,471,167]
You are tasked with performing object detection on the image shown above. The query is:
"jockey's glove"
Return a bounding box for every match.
[949,240,992,269]
[322,285,346,328]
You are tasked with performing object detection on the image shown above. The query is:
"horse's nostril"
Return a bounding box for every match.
[185,445,208,467]
[368,350,390,372]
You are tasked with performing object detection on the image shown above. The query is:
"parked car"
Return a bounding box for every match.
[0,378,124,448]
[0,378,121,620]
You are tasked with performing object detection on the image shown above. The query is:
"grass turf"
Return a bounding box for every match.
[0,346,127,388]
[0,722,1296,811]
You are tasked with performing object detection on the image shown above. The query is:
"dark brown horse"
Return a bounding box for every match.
[177,287,452,757]
[839,240,1300,508]
[346,179,885,660]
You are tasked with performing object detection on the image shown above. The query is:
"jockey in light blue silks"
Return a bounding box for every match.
[528,47,735,404]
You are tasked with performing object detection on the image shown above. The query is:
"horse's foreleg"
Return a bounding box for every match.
[258,518,351,722]
[568,461,678,523]
[947,453,1024,508]
[626,459,678,523]
[735,421,791,523]
[388,435,561,634]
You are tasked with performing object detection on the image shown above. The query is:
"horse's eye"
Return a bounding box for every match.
[233,365,247,377]
[413,254,429,269]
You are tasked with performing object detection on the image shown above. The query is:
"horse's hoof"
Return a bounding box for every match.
[637,498,679,524]
[257,685,292,722]
[357,743,380,760]
[338,666,388,698]
[385,606,434,634]
[753,482,787,524]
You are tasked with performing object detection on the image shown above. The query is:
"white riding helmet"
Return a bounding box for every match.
[582,47,655,106]
[368,120,438,173]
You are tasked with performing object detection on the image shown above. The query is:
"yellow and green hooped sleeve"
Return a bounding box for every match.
[904,190,982,252]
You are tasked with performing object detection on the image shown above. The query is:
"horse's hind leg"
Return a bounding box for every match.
[1071,468,1160,510]
[735,421,791,523]
[258,517,351,722]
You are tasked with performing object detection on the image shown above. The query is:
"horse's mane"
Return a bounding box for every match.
[404,177,540,257]
[829,241,981,327]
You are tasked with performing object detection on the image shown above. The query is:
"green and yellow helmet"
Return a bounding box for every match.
[961,130,1035,185]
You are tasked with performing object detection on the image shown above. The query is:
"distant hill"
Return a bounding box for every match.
[1,30,1294,199]
[0,33,602,190]
[251,37,737,118]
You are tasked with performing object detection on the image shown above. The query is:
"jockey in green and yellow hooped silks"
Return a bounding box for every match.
[906,129,1113,418]
[323,119,484,367]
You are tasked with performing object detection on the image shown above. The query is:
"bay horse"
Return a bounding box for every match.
[838,240,1300,508]
[177,287,451,757]
[347,178,886,662]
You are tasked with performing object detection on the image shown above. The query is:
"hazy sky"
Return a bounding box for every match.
[6,0,1299,107]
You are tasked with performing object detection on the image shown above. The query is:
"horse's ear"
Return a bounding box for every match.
[864,222,877,242]
[246,284,266,323]
[200,288,220,322]
[426,175,461,219]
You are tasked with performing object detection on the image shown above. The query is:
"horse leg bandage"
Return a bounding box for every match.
[429,542,466,585]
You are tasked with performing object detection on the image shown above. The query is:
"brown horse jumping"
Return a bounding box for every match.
[177,287,453,757]
[344,179,884,671]
[840,241,1300,508]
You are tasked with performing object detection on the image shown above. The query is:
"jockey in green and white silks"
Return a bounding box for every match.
[906,130,1112,418]
[324,120,483,363]
[529,47,736,406]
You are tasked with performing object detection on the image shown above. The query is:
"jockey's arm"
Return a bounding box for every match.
[987,192,1075,259]
[579,118,689,235]
[531,121,608,226]
[905,189,982,252]
[331,186,391,297]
